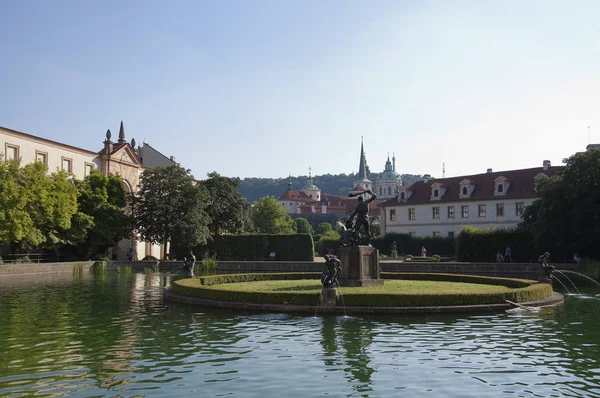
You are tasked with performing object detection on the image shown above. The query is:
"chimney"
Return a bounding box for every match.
[487,168,493,173]
[543,160,551,171]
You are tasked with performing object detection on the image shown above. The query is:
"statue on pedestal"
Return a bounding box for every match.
[183,250,196,278]
[344,189,377,245]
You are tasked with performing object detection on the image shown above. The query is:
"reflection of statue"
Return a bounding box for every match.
[183,250,196,278]
[538,252,555,279]
[321,254,341,288]
[347,189,377,245]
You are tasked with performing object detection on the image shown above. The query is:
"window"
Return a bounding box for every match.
[388,186,392,196]
[516,202,524,216]
[36,151,48,165]
[434,189,439,197]
[447,206,455,219]
[408,208,415,220]
[400,192,405,200]
[409,232,416,238]
[432,206,439,219]
[448,231,455,237]
[461,205,469,218]
[462,187,468,195]
[498,184,504,193]
[5,144,19,160]
[379,187,383,195]
[61,157,72,173]
[84,163,94,177]
[496,203,504,217]
[390,209,396,221]
[478,204,486,217]
[433,231,440,237]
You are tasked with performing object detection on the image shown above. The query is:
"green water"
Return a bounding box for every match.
[0,272,599,397]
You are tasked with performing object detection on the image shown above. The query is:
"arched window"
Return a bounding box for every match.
[434,189,439,197]
[379,187,383,195]
[462,187,468,195]
[388,187,392,195]
[498,184,504,193]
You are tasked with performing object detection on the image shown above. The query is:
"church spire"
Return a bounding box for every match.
[392,151,396,172]
[118,121,126,144]
[358,136,367,179]
[288,173,292,191]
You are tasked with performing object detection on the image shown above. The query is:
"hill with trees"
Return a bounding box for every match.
[238,173,422,203]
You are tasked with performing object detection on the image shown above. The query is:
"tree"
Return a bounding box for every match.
[294,217,314,235]
[0,159,87,250]
[520,148,600,260]
[132,165,210,258]
[251,196,296,234]
[69,171,132,257]
[198,172,253,236]
[316,222,333,235]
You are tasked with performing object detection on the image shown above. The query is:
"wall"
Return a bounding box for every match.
[0,261,94,276]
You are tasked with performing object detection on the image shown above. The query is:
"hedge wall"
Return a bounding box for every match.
[455,226,537,262]
[173,234,315,261]
[372,233,455,256]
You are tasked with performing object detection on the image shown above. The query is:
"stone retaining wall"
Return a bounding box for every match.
[0,261,93,276]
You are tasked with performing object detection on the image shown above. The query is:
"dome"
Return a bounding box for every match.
[302,184,319,190]
[377,171,400,181]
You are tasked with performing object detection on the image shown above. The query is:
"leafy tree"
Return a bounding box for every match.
[132,165,210,258]
[520,148,600,260]
[316,222,333,235]
[251,196,296,234]
[0,159,86,249]
[69,171,132,257]
[294,217,314,234]
[198,172,253,236]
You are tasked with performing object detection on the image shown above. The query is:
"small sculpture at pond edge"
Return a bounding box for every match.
[538,252,555,279]
[183,250,196,278]
[321,254,341,288]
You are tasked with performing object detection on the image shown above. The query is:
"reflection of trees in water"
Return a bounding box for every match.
[319,316,375,395]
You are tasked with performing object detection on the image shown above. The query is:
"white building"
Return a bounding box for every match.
[374,153,402,199]
[1,122,178,260]
[379,161,560,237]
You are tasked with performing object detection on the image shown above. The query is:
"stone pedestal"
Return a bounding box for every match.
[338,246,384,287]
[391,250,398,258]
[320,287,338,307]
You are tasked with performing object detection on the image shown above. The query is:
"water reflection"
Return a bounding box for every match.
[0,273,599,397]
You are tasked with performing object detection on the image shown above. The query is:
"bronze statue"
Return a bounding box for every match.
[321,254,341,288]
[347,189,377,244]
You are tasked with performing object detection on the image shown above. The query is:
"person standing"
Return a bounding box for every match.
[504,245,512,263]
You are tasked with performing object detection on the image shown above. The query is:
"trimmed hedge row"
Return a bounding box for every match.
[456,226,537,263]
[172,272,552,307]
[173,234,315,261]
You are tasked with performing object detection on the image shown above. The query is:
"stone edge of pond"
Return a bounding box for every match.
[163,289,565,315]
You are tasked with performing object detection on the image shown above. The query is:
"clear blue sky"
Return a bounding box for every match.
[1,0,599,179]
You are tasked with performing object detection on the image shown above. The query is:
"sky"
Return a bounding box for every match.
[1,0,599,180]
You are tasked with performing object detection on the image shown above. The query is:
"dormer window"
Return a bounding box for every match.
[398,187,413,202]
[494,176,510,196]
[430,182,446,201]
[459,179,475,199]
[400,192,405,200]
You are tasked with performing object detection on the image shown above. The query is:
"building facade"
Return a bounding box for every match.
[1,123,178,260]
[379,161,560,237]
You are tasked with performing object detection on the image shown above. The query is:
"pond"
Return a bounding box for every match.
[0,272,599,397]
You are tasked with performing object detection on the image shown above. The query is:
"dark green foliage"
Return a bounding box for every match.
[132,165,210,258]
[316,222,333,235]
[520,148,600,261]
[198,172,253,236]
[455,226,536,262]
[238,173,423,203]
[371,233,455,256]
[174,234,315,261]
[294,217,314,234]
[251,196,296,234]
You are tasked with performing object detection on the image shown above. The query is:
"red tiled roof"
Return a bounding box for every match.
[380,166,563,207]
[278,190,318,202]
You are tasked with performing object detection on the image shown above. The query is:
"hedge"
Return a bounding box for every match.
[456,226,537,263]
[371,233,455,256]
[173,234,315,261]
[171,272,553,307]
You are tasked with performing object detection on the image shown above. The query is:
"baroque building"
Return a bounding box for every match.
[1,122,178,260]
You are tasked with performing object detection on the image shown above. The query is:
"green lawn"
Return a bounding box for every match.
[216,279,513,294]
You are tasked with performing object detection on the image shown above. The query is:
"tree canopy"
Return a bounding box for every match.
[132,165,210,258]
[198,172,253,236]
[251,196,296,234]
[294,217,314,235]
[520,148,600,260]
[316,222,333,235]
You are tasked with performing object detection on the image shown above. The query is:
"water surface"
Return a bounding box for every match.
[0,272,599,397]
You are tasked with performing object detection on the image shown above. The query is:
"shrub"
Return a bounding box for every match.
[455,226,537,262]
[142,255,158,261]
[371,233,455,256]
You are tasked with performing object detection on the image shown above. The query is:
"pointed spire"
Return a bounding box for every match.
[118,121,126,144]
[392,151,396,172]
[358,137,367,179]
[288,174,292,191]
